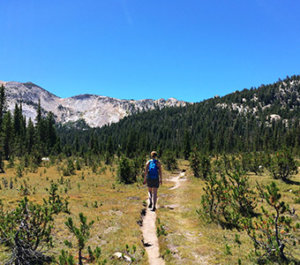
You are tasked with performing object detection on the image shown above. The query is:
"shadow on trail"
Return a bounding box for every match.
[283,179,300,186]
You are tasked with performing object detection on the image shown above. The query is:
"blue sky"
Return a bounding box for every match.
[0,0,299,102]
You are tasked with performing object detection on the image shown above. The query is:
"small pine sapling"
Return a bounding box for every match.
[189,151,201,178]
[268,150,298,182]
[64,213,94,265]
[242,182,299,263]
[0,184,69,264]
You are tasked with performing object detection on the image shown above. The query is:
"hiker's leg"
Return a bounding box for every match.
[148,187,153,206]
[152,188,158,208]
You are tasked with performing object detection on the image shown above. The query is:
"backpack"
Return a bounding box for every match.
[148,159,159,179]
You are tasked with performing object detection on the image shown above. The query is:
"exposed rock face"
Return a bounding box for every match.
[215,80,300,115]
[0,81,187,128]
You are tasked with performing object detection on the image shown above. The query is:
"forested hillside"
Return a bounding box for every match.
[58,75,300,157]
[0,75,299,163]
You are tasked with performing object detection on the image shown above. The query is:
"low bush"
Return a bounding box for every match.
[200,169,256,229]
[0,183,69,264]
[161,151,177,171]
[242,182,299,263]
[117,156,136,184]
[267,150,298,182]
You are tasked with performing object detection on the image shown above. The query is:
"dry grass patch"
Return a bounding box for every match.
[0,161,148,264]
[157,160,300,264]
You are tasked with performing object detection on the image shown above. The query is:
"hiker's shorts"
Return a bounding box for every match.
[147,177,159,188]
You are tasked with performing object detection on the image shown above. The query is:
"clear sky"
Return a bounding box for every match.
[0,0,299,102]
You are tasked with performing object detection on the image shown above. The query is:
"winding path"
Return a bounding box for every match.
[168,172,186,190]
[141,172,186,265]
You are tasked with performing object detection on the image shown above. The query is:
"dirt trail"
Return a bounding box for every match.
[141,201,165,265]
[141,172,186,265]
[167,172,186,190]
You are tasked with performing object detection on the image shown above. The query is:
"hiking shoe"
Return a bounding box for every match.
[148,202,152,208]
[151,206,156,212]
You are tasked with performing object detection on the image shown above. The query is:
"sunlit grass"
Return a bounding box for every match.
[0,161,148,264]
[157,159,300,264]
[1,158,299,264]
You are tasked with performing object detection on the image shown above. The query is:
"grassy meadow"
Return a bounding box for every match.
[158,160,300,265]
[0,158,299,264]
[0,159,150,264]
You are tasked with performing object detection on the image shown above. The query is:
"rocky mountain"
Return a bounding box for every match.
[0,81,187,128]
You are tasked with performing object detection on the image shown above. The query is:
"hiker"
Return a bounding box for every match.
[143,151,162,211]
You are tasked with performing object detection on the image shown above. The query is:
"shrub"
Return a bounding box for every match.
[75,159,81,170]
[63,159,76,176]
[267,150,298,181]
[200,173,240,228]
[200,168,256,229]
[189,151,201,178]
[7,156,15,169]
[0,153,5,173]
[59,250,75,265]
[117,156,136,184]
[241,152,264,175]
[133,154,146,179]
[64,213,95,265]
[242,182,299,263]
[16,164,23,178]
[190,152,211,178]
[0,184,69,264]
[156,218,168,237]
[199,153,211,179]
[161,151,177,171]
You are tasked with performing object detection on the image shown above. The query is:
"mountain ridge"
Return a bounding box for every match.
[0,80,187,128]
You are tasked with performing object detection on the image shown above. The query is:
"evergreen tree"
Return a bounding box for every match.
[35,99,42,124]
[1,111,13,159]
[45,112,57,153]
[0,85,6,128]
[183,130,191,160]
[26,118,35,154]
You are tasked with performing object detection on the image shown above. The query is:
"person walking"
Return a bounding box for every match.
[143,151,162,211]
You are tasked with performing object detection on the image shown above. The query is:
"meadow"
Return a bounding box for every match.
[0,157,299,264]
[0,159,150,264]
[158,159,300,265]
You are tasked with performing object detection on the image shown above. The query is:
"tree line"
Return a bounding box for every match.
[0,85,60,171]
[58,75,300,159]
[1,75,300,165]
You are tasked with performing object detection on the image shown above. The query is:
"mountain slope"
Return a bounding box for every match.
[0,81,187,128]
[58,75,300,155]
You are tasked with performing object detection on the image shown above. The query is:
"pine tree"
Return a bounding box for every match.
[45,112,57,153]
[0,85,7,170]
[183,130,191,160]
[26,118,35,154]
[2,111,13,159]
[35,99,42,124]
[65,213,94,265]
[0,85,6,128]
